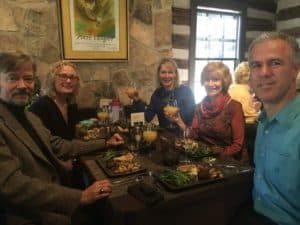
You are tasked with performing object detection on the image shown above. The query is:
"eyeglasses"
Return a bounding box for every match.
[56,73,79,82]
[6,73,35,85]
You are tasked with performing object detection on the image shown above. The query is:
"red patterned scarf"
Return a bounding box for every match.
[200,92,232,119]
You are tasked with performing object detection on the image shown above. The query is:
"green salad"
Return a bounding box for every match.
[159,168,191,186]
[183,144,213,158]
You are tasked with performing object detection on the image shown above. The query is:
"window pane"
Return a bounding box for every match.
[192,7,242,104]
[208,14,223,39]
[223,15,238,39]
[224,42,236,58]
[193,81,206,103]
[196,41,209,58]
[222,60,235,75]
[196,40,224,58]
[194,60,208,81]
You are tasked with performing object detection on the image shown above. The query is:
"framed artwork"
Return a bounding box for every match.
[58,0,128,61]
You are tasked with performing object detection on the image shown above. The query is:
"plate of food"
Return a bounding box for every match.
[96,150,146,177]
[157,164,224,191]
[175,139,219,158]
[75,119,103,141]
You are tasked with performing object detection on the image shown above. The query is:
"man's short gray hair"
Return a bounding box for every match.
[248,32,300,64]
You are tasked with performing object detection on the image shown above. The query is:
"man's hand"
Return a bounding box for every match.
[106,133,125,146]
[80,179,112,206]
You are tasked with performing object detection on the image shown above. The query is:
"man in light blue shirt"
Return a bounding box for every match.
[231,32,300,225]
[251,32,300,225]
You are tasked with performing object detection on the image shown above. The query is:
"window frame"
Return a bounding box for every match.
[189,0,247,92]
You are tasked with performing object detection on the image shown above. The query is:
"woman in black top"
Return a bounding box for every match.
[29,61,88,188]
[29,60,84,140]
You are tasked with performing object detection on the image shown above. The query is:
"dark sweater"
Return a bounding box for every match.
[133,85,195,136]
[29,96,79,140]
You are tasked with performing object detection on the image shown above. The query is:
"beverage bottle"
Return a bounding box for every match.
[110,99,121,123]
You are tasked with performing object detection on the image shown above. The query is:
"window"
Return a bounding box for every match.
[190,1,246,103]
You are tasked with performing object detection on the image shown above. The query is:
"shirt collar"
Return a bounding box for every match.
[258,95,300,126]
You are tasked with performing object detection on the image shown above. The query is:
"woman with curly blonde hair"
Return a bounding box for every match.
[228,61,261,123]
[29,60,84,140]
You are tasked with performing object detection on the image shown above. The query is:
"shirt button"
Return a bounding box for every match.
[264,130,269,134]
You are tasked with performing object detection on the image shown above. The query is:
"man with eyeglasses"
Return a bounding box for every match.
[0,52,124,225]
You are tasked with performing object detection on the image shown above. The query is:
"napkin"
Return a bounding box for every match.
[128,182,164,206]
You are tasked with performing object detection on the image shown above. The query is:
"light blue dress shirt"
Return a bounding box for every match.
[253,95,300,225]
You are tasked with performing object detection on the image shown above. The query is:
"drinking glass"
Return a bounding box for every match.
[97,106,110,125]
[142,124,158,159]
[142,125,158,144]
[133,126,142,151]
[126,82,137,104]
[183,127,192,139]
[164,97,178,129]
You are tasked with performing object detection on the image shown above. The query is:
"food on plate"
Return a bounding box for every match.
[82,128,101,140]
[177,164,198,177]
[159,164,224,187]
[113,152,134,162]
[175,139,215,158]
[76,118,102,140]
[100,151,142,174]
[159,168,191,187]
[208,168,224,179]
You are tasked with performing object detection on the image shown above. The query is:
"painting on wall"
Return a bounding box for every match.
[58,0,128,61]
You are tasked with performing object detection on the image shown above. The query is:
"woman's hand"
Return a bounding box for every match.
[80,179,112,205]
[106,133,125,146]
[164,110,187,131]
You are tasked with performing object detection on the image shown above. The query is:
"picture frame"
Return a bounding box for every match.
[58,0,128,61]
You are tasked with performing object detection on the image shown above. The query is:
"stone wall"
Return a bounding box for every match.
[0,0,173,108]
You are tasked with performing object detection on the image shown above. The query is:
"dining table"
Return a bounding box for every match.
[79,133,254,225]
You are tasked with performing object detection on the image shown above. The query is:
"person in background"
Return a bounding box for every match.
[228,61,261,124]
[127,58,195,136]
[231,32,300,225]
[228,61,262,165]
[0,52,124,225]
[176,62,247,161]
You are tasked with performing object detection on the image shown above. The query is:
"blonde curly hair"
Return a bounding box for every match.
[42,60,81,103]
[234,61,250,84]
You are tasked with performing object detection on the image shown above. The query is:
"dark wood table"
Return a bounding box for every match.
[80,145,253,225]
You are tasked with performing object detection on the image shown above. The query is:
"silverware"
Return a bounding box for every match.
[112,174,144,186]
